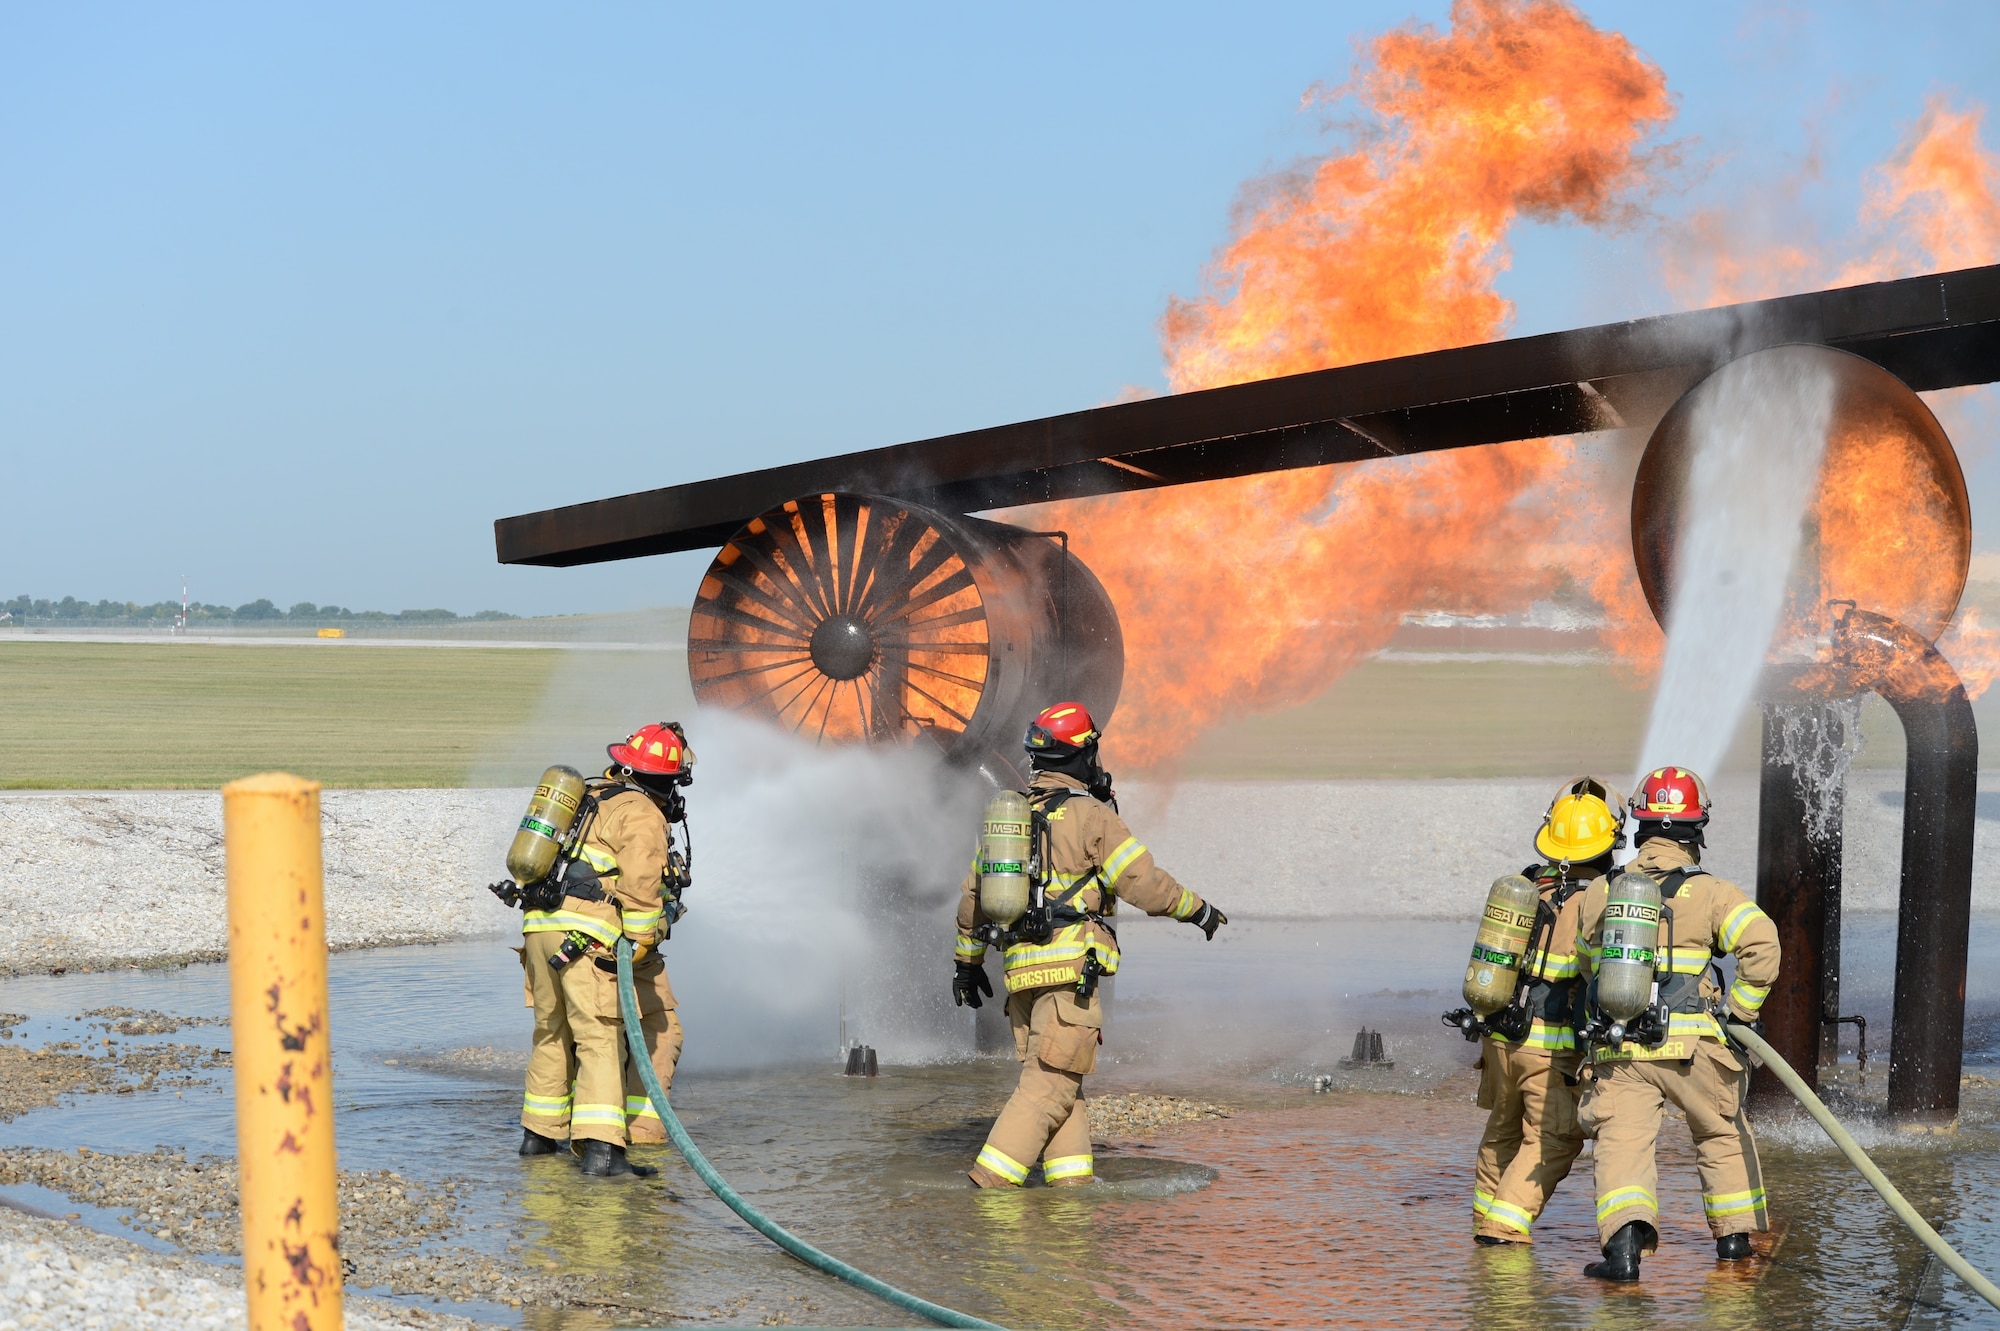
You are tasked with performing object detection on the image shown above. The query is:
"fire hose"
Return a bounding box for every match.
[615,938,1008,1331]
[1727,1021,2000,1312]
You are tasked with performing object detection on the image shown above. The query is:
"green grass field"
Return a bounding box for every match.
[0,639,1969,788]
[0,642,562,788]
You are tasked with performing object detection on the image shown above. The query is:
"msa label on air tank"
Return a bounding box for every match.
[534,784,580,812]
[1604,901,1661,924]
[980,860,1025,875]
[1471,943,1519,968]
[518,816,560,838]
[1483,903,1537,929]
[983,821,1029,836]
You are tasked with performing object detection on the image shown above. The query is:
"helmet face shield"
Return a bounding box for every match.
[1554,775,1627,820]
[1023,702,1098,756]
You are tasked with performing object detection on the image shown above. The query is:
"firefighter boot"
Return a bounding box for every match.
[520,1127,565,1157]
[578,1140,659,1178]
[1584,1221,1654,1282]
[1716,1233,1754,1260]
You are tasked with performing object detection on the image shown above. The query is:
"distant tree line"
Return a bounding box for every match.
[0,595,519,625]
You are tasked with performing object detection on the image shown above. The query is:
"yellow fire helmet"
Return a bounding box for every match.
[1533,775,1626,863]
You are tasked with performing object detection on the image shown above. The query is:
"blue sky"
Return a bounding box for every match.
[5,2,1998,616]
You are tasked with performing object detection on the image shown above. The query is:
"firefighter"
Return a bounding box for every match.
[519,722,693,1178]
[1470,776,1624,1245]
[951,702,1228,1188]
[1576,766,1780,1281]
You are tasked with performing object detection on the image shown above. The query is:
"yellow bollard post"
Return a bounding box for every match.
[224,772,345,1331]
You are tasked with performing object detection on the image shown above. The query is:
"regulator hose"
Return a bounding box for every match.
[614,939,1007,1331]
[1727,1021,2000,1312]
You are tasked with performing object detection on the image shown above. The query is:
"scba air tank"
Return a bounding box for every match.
[977,790,1033,929]
[1595,871,1663,1022]
[506,766,587,885]
[1462,874,1539,1016]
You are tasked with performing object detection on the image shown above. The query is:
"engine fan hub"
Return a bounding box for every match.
[809,614,877,681]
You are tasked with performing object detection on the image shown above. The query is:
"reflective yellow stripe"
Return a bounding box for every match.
[1720,902,1767,951]
[1482,1196,1535,1234]
[1517,1019,1577,1051]
[1042,1154,1094,1182]
[1593,1012,1723,1062]
[522,1092,571,1114]
[521,910,620,945]
[1472,1189,1495,1217]
[1169,888,1199,921]
[1729,979,1771,1014]
[622,907,665,933]
[579,845,619,874]
[955,934,987,961]
[1597,1186,1656,1222]
[975,1144,1030,1185]
[1669,1010,1723,1041]
[1665,945,1713,975]
[625,1095,661,1121]
[1102,837,1144,886]
[572,1103,627,1127]
[1703,1188,1767,1218]
[1535,951,1580,980]
[1003,925,1121,972]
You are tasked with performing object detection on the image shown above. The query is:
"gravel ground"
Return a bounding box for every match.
[0,1042,226,1120]
[0,1205,493,1331]
[1088,1093,1233,1139]
[0,789,521,976]
[6,771,1998,979]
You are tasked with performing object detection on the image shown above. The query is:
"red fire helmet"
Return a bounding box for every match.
[1632,766,1711,824]
[1024,702,1099,754]
[608,721,692,776]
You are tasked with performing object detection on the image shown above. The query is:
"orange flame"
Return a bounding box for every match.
[1014,0,1674,769]
[1745,99,2000,694]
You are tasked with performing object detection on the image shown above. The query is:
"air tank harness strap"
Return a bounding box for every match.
[612,940,1007,1331]
[1027,786,1113,935]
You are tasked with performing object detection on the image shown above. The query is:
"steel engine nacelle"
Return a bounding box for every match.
[1630,343,1970,642]
[688,492,1122,779]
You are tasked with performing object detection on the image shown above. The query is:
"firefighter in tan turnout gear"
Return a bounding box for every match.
[1447,776,1624,1245]
[1575,766,1781,1281]
[492,722,695,1178]
[952,702,1227,1188]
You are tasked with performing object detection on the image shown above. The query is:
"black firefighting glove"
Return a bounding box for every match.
[1189,903,1228,940]
[952,961,993,1009]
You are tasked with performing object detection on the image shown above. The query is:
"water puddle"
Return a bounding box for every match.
[0,918,1997,1327]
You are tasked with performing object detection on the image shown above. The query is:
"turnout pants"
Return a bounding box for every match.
[1580,1039,1769,1247]
[520,932,630,1147]
[1472,1038,1584,1241]
[970,986,1102,1187]
[622,954,684,1144]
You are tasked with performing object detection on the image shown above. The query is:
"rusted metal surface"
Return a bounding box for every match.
[224,772,344,1331]
[1751,691,1849,1102]
[1833,612,1980,1124]
[1746,611,1979,1122]
[497,265,2000,567]
[1631,343,1970,639]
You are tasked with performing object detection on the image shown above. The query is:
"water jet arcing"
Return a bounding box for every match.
[1630,344,1977,1123]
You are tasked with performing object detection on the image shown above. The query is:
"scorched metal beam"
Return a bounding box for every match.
[496,263,2000,567]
